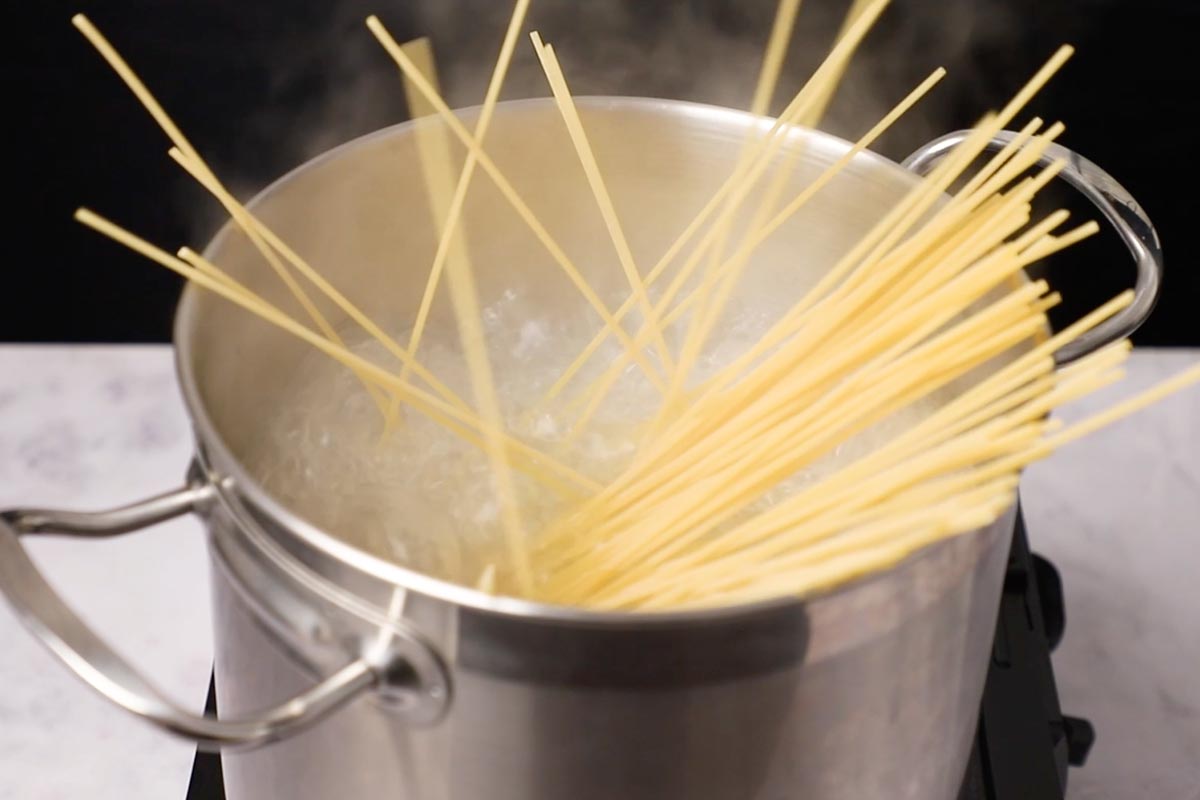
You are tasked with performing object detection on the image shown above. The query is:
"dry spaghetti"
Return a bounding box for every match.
[65,0,1196,611]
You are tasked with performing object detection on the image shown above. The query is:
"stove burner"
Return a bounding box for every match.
[185,506,1093,800]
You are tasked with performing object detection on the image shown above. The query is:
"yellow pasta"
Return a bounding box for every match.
[66,7,1196,614]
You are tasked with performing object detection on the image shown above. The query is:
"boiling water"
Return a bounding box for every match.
[250,284,659,587]
[248,276,952,595]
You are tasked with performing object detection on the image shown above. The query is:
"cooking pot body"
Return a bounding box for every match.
[177,97,1020,799]
[207,489,1012,800]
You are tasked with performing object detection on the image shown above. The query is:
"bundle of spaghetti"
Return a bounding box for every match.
[523,43,1130,603]
[64,4,1200,612]
[540,289,1141,608]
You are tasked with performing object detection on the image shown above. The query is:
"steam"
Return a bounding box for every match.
[415,1,772,113]
[197,0,1022,238]
[814,0,1018,158]
[404,0,1019,158]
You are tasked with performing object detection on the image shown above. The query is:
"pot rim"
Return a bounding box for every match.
[174,94,998,626]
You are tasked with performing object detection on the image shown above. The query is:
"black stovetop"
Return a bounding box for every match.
[956,508,1093,798]
[185,506,1093,800]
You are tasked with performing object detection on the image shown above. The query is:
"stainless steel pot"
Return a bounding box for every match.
[0,97,1162,800]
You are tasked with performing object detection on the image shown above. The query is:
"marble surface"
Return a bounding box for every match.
[1020,349,1200,800]
[0,344,1197,800]
[0,347,212,800]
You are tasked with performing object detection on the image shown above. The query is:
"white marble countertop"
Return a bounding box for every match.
[0,344,1197,800]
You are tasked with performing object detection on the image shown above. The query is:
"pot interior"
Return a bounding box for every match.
[177,97,1013,594]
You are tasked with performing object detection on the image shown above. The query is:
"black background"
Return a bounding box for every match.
[5,0,1197,345]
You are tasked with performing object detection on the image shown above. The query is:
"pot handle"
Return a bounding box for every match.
[0,480,434,751]
[902,130,1163,364]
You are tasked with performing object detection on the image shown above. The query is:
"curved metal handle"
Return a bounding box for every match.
[903,130,1163,364]
[0,482,410,751]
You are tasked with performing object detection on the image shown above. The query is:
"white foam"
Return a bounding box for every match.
[247,278,949,594]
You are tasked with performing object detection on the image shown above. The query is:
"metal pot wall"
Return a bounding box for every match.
[0,97,1161,800]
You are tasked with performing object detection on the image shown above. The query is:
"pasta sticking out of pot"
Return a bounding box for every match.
[68,0,1197,610]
